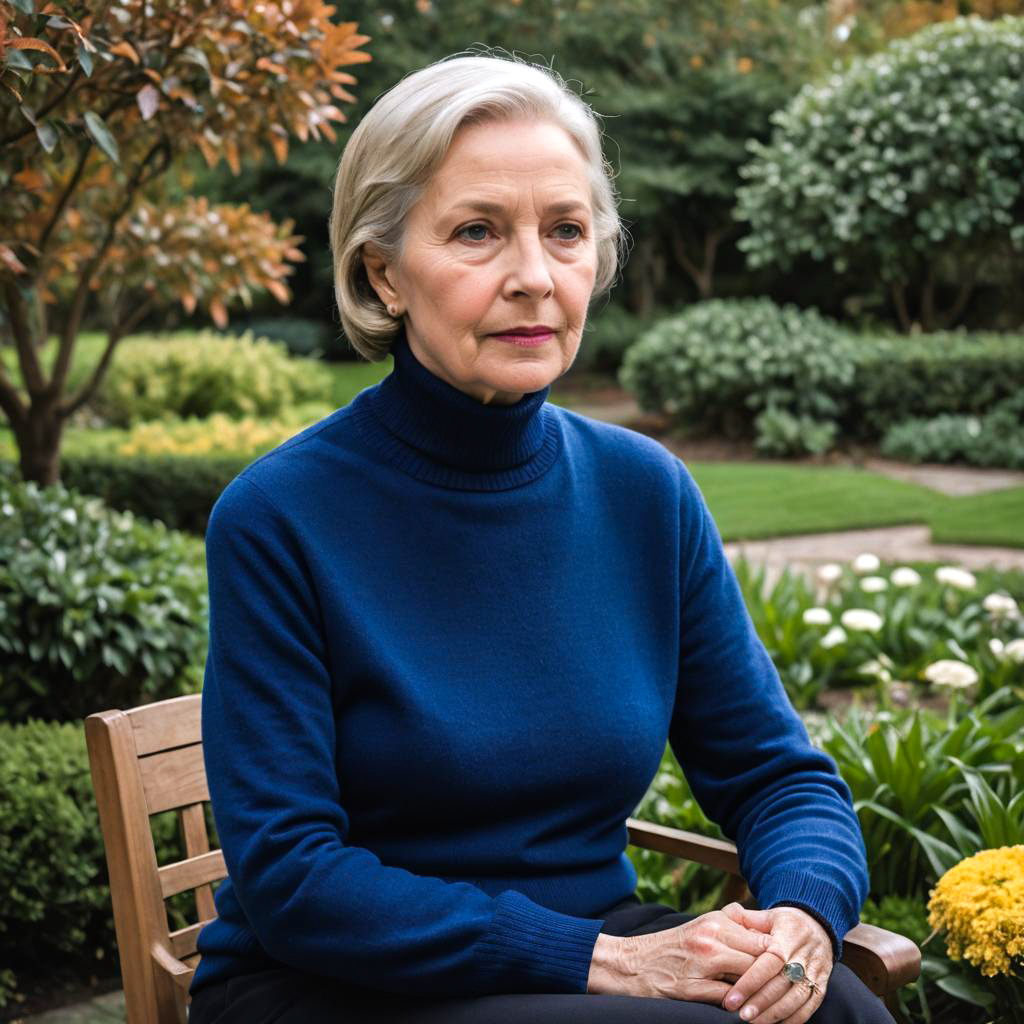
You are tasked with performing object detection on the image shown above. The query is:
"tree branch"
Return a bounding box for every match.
[0,358,28,431]
[2,280,46,396]
[0,66,83,149]
[48,136,170,398]
[60,296,154,418]
[937,266,977,329]
[37,140,93,262]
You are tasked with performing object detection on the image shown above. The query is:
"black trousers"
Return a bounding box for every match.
[187,897,895,1023]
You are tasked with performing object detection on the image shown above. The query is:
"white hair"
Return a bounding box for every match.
[329,49,629,361]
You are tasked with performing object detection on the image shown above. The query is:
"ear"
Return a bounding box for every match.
[361,243,400,309]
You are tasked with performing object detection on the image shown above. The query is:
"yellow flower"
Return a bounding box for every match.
[690,55,704,69]
[928,846,1024,977]
[737,56,754,73]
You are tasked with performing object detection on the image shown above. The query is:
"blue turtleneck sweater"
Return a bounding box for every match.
[191,330,868,999]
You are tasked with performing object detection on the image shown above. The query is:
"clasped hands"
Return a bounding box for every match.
[589,903,832,1023]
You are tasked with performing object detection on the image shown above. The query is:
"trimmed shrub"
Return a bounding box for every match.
[880,393,1024,469]
[90,330,333,427]
[848,331,1024,438]
[0,473,207,724]
[618,298,857,447]
[223,316,346,360]
[577,303,668,374]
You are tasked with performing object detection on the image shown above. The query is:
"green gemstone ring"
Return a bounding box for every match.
[782,962,806,983]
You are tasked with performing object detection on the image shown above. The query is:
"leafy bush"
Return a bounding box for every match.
[848,332,1024,439]
[753,408,838,457]
[89,331,333,427]
[880,392,1024,469]
[56,453,250,534]
[735,16,1024,330]
[619,299,857,449]
[0,720,200,1010]
[105,404,331,458]
[0,473,207,723]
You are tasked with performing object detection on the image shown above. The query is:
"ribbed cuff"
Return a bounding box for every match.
[475,889,605,993]
[758,873,858,961]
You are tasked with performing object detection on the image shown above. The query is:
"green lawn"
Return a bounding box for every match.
[686,461,1024,548]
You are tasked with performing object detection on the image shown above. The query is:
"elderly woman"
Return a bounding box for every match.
[187,52,893,1024]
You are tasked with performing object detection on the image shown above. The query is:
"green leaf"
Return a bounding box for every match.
[935,972,995,1007]
[35,121,57,152]
[12,0,35,14]
[83,111,119,163]
[4,49,34,71]
[77,42,93,77]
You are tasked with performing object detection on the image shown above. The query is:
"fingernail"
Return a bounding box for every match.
[740,1007,756,1021]
[725,993,743,1011]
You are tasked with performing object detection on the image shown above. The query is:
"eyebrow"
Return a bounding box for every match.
[448,199,590,218]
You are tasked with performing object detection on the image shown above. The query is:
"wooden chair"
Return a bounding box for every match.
[86,694,920,1024]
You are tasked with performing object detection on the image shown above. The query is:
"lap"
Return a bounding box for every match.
[188,900,893,1024]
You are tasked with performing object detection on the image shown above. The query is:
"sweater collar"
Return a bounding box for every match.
[359,328,560,490]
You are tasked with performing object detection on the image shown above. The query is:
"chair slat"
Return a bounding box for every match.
[180,803,218,921]
[158,850,227,900]
[139,744,209,815]
[128,694,203,757]
[626,818,743,876]
[170,919,213,960]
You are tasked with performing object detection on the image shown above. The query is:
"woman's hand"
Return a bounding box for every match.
[718,904,834,1023]
[586,907,773,1004]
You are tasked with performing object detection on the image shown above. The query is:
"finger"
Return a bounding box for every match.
[779,988,825,1024]
[684,979,733,1005]
[731,974,791,1019]
[721,951,788,1015]
[721,902,773,932]
[717,919,775,958]
[747,979,812,1023]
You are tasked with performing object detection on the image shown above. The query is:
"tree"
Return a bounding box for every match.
[0,1,370,484]
[734,15,1024,332]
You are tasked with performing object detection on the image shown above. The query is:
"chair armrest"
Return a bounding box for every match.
[626,817,742,876]
[151,942,194,991]
[840,922,921,997]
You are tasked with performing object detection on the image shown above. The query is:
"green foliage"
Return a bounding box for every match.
[618,298,857,447]
[55,453,250,535]
[753,408,838,457]
[89,331,333,428]
[0,472,207,724]
[222,316,346,361]
[881,393,1024,470]
[577,302,667,374]
[735,16,1024,326]
[0,720,202,1009]
[848,331,1024,438]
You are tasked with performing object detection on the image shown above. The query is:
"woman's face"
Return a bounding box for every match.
[363,117,599,405]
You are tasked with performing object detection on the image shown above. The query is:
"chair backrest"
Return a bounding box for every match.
[85,694,225,1024]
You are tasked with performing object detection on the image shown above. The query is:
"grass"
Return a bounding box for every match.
[3,338,1022,548]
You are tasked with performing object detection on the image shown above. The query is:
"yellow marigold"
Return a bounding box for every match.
[928,845,1024,977]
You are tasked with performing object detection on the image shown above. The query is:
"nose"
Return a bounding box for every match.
[503,228,555,299]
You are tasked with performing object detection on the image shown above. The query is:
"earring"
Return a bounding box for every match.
[387,303,400,317]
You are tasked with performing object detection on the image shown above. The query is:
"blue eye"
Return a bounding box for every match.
[457,223,490,242]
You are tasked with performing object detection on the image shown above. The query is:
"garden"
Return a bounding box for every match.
[2,1,1024,1022]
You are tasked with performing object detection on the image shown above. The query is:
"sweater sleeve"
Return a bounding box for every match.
[200,474,604,995]
[666,461,868,958]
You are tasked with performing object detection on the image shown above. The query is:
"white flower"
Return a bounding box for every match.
[817,563,842,584]
[52,549,66,574]
[59,507,78,526]
[860,576,889,593]
[1005,638,1024,664]
[982,593,1019,619]
[989,638,1005,657]
[0,502,13,516]
[802,607,833,626]
[820,626,848,649]
[891,567,922,588]
[853,552,881,574]
[935,566,977,590]
[841,609,884,633]
[923,659,979,689]
[859,659,893,683]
